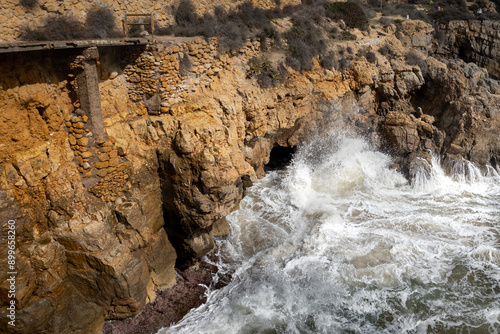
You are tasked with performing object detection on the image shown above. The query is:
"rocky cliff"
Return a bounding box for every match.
[437,20,500,78]
[0,36,349,333]
[0,19,499,334]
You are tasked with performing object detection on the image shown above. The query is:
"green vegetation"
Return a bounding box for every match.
[378,44,395,58]
[247,57,287,88]
[357,48,377,63]
[342,31,357,41]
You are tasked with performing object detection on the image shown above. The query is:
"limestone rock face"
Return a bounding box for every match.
[421,58,500,168]
[399,20,434,55]
[438,20,500,78]
[0,53,177,334]
[384,111,421,153]
[378,54,500,178]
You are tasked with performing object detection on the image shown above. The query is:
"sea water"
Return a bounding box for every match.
[162,110,500,334]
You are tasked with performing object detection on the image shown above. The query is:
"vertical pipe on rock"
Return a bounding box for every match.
[77,46,106,141]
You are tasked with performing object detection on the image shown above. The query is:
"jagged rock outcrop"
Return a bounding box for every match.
[398,20,435,55]
[437,20,500,78]
[415,58,500,169]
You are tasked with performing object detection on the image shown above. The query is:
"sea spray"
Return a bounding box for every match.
[162,110,500,334]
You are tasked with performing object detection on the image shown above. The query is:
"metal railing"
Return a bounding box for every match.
[123,13,155,38]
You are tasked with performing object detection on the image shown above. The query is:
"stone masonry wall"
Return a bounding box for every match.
[0,0,300,42]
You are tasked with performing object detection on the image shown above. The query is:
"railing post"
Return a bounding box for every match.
[77,47,105,141]
[151,13,155,39]
[124,13,128,37]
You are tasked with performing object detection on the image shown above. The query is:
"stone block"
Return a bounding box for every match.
[109,158,119,167]
[77,137,89,146]
[98,153,110,162]
[101,146,113,153]
[109,150,118,159]
[69,135,77,146]
[95,161,109,169]
[81,152,93,159]
[73,122,85,129]
[96,169,108,177]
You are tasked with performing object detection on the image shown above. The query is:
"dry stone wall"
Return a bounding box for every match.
[0,0,300,42]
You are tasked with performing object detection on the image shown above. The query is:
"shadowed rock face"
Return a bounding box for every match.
[437,20,500,79]
[0,19,499,334]
[102,253,230,334]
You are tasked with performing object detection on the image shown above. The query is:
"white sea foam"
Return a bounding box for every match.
[161,108,500,334]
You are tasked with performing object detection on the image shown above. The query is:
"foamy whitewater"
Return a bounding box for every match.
[161,116,500,333]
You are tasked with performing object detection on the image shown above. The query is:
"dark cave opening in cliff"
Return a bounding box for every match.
[265,145,297,172]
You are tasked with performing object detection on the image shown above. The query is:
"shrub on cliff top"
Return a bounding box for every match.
[175,0,197,25]
[319,51,336,69]
[229,2,269,29]
[378,44,395,58]
[357,48,377,63]
[20,6,122,40]
[429,6,474,23]
[166,0,269,52]
[86,6,121,38]
[21,16,88,41]
[436,0,467,10]
[284,12,326,71]
[379,17,393,27]
[325,2,369,31]
[477,12,500,20]
[20,0,38,8]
